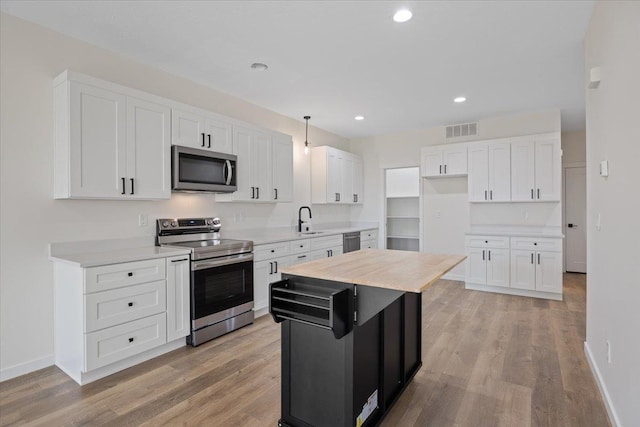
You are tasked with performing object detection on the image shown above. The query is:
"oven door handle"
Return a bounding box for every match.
[192,253,253,271]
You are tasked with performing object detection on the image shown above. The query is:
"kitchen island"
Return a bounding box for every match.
[270,249,465,427]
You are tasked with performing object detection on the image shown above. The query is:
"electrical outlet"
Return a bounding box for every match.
[606,340,611,363]
[138,214,148,227]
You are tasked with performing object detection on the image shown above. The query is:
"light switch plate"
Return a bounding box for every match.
[600,160,609,177]
[138,214,148,227]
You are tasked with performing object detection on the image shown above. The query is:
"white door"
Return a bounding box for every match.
[535,138,561,201]
[327,149,343,203]
[203,116,233,154]
[252,131,272,202]
[511,140,536,201]
[166,256,190,341]
[126,97,171,199]
[443,147,467,175]
[465,248,487,284]
[467,145,489,202]
[510,250,536,290]
[253,259,273,312]
[421,149,443,177]
[486,248,510,287]
[171,109,206,149]
[565,167,587,273]
[352,156,364,203]
[69,82,126,198]
[536,251,563,293]
[488,143,511,201]
[272,135,293,202]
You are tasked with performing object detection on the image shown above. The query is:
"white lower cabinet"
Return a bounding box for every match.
[360,229,378,249]
[254,255,290,313]
[466,235,563,299]
[54,255,189,385]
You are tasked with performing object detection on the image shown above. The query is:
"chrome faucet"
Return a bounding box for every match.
[298,206,312,232]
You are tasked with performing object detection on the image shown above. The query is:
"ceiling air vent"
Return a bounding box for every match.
[445,122,478,139]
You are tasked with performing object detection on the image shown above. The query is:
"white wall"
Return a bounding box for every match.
[584,2,640,426]
[562,130,587,164]
[350,110,561,278]
[0,13,351,379]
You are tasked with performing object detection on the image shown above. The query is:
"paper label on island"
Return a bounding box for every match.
[356,389,378,427]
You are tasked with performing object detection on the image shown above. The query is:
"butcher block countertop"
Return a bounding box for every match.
[280,249,466,293]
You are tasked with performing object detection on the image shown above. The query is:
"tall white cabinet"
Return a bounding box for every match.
[54,72,171,200]
[468,143,511,202]
[511,137,561,201]
[311,146,364,204]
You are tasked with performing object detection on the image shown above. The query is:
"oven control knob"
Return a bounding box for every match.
[207,219,213,225]
[171,221,178,227]
[213,218,221,225]
[162,221,169,228]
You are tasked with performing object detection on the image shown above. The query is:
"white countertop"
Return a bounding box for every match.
[222,222,379,246]
[465,226,564,239]
[49,236,190,268]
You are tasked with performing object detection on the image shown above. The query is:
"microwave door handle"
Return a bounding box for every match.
[225,160,233,185]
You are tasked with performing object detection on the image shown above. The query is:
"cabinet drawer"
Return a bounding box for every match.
[310,234,343,250]
[465,236,510,249]
[85,258,165,293]
[85,280,166,333]
[511,237,562,252]
[85,313,167,371]
[289,239,311,255]
[360,229,378,241]
[362,240,378,249]
[254,241,291,261]
[289,253,312,265]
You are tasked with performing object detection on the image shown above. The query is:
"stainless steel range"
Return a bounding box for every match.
[156,217,254,346]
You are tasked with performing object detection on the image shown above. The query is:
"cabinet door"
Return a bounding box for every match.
[486,248,510,287]
[443,147,467,175]
[272,135,293,202]
[252,131,273,202]
[511,140,536,201]
[510,250,535,290]
[69,82,126,198]
[254,257,289,312]
[421,149,443,177]
[534,138,561,201]
[233,126,254,200]
[467,145,489,202]
[352,156,364,203]
[166,256,190,341]
[488,143,511,202]
[126,97,171,199]
[327,149,343,203]
[203,116,233,154]
[535,251,562,293]
[465,247,487,284]
[171,109,206,149]
[342,155,354,204]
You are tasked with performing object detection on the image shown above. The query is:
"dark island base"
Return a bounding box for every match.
[275,275,422,427]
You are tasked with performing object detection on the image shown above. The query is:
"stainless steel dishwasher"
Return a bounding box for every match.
[343,232,361,253]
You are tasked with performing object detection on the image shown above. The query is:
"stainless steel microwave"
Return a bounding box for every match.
[172,145,237,193]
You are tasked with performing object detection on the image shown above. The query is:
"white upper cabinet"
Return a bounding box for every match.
[216,126,292,203]
[311,146,363,204]
[171,109,233,154]
[272,134,293,202]
[468,142,510,202]
[421,146,468,177]
[511,137,561,201]
[54,73,170,200]
[126,97,171,199]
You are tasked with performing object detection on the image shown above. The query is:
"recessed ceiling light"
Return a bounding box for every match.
[250,62,268,71]
[454,96,467,103]
[354,115,365,121]
[393,9,413,23]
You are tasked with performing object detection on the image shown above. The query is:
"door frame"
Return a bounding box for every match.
[562,162,586,272]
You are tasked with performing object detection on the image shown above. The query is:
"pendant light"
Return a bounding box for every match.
[303,115,311,155]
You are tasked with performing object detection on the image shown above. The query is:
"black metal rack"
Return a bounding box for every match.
[270,279,353,339]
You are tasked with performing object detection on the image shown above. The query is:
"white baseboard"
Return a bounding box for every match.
[0,354,55,382]
[584,341,620,427]
[442,272,465,282]
[465,282,562,301]
[254,307,270,318]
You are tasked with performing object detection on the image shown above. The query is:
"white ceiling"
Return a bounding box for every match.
[1,1,594,138]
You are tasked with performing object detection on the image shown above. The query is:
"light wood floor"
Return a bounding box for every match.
[0,274,610,426]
